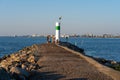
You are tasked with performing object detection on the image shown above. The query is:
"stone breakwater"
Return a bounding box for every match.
[59,42,84,54]
[60,42,120,72]
[0,42,120,80]
[0,42,86,80]
[92,57,120,71]
[0,44,40,80]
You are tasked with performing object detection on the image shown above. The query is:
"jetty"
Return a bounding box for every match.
[0,42,120,80]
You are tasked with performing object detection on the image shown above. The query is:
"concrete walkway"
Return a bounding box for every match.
[30,43,120,80]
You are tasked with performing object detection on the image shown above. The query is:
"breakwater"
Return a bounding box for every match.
[61,42,120,71]
[0,44,39,80]
[93,57,120,71]
[0,42,120,80]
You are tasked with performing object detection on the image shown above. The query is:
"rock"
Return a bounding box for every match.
[105,62,112,67]
[21,50,27,54]
[0,60,11,70]
[111,60,117,65]
[10,54,21,62]
[27,55,35,63]
[29,64,40,71]
[10,67,29,78]
[0,44,40,79]
[12,61,21,67]
[28,64,36,71]
[22,64,27,69]
[60,42,84,53]
[27,50,32,54]
[33,51,39,56]
[14,53,19,57]
[0,67,11,80]
[111,64,120,71]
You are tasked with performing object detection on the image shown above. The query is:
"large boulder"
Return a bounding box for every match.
[27,55,36,63]
[10,67,29,78]
[0,60,12,70]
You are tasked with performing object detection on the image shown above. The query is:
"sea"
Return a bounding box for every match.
[0,37,120,62]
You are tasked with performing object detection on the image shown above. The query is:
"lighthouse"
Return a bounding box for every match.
[55,22,60,43]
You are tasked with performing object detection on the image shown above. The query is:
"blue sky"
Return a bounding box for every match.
[0,0,120,36]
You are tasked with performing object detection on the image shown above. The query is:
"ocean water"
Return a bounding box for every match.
[0,37,46,57]
[0,37,120,62]
[65,37,120,62]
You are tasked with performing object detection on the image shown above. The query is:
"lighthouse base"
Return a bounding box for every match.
[55,30,60,42]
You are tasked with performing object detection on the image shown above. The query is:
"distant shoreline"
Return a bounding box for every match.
[1,36,120,39]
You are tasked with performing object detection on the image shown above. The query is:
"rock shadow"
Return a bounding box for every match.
[29,71,66,80]
[69,78,88,80]
[59,42,84,54]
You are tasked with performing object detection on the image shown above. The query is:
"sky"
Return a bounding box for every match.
[0,0,120,36]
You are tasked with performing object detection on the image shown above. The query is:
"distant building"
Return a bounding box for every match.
[103,34,113,38]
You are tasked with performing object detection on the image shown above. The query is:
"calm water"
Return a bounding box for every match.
[0,37,46,57]
[65,37,120,62]
[0,37,120,62]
